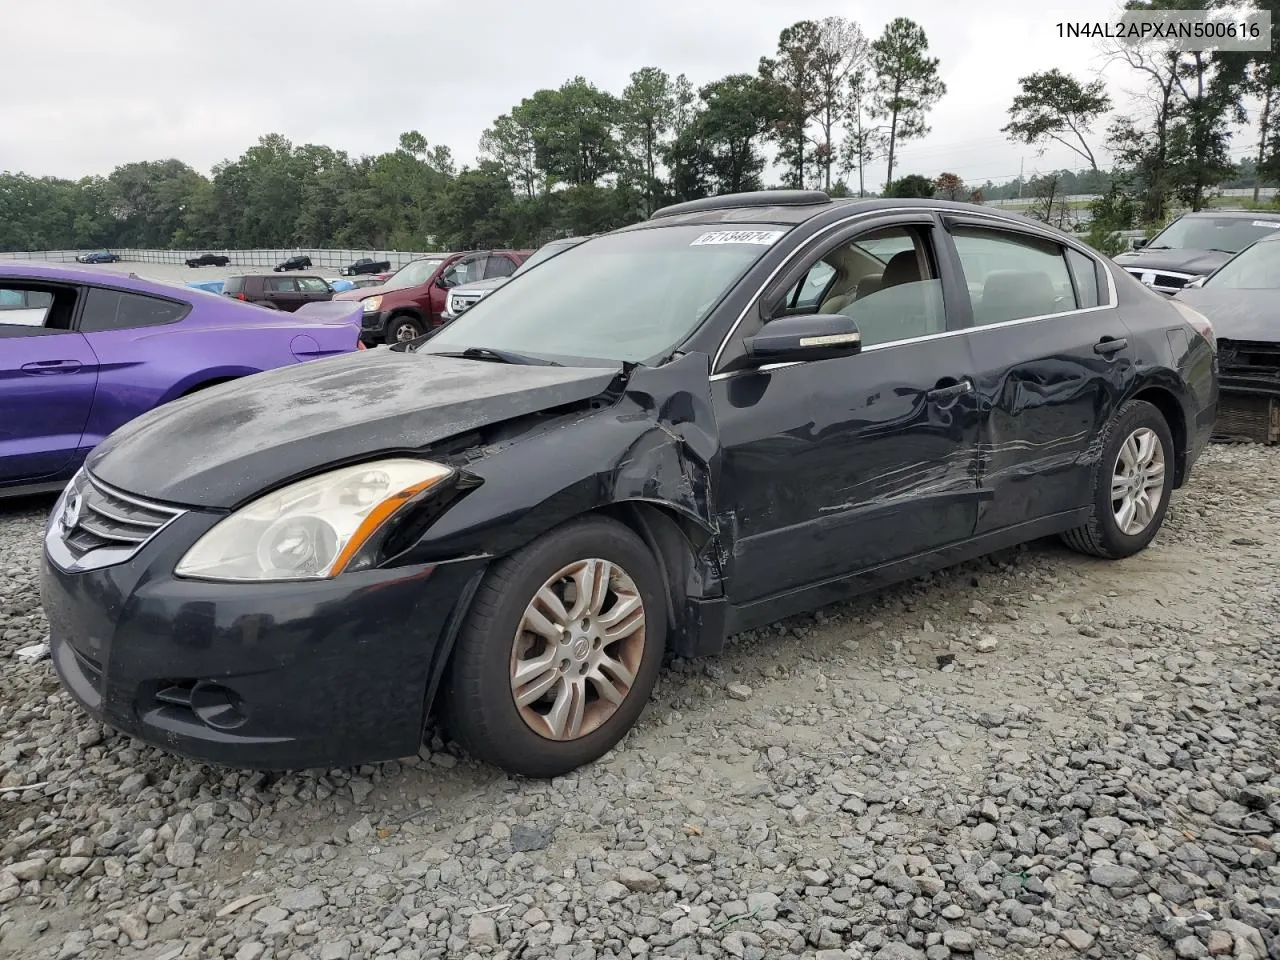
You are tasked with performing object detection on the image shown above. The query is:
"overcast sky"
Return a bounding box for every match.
[0,0,1261,190]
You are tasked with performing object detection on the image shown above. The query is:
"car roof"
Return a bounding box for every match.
[0,261,195,300]
[620,192,1078,238]
[229,273,325,280]
[1176,209,1280,220]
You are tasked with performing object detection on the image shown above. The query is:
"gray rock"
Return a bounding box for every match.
[510,823,555,852]
[1063,929,1095,951]
[618,867,660,893]
[1089,862,1142,890]
[468,914,498,945]
[942,929,976,952]
[279,886,326,912]
[597,880,629,902]
[873,944,925,960]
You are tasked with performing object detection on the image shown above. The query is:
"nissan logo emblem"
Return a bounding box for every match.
[60,492,82,533]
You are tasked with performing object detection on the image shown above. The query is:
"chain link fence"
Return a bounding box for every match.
[0,249,440,270]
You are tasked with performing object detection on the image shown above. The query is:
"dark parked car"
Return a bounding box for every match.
[40,191,1217,778]
[341,257,392,276]
[223,274,335,311]
[1175,230,1280,444]
[2,263,362,498]
[75,251,120,264]
[186,253,231,267]
[1113,210,1280,295]
[274,255,313,272]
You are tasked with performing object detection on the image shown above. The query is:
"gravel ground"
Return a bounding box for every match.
[1,444,1277,960]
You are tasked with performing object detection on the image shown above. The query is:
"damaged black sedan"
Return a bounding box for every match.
[40,191,1218,777]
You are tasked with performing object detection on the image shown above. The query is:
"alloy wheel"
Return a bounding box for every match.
[509,558,647,741]
[1111,427,1166,536]
[394,323,418,342]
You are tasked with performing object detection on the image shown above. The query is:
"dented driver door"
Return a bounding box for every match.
[709,213,986,610]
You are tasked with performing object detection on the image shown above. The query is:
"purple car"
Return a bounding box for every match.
[1,263,364,498]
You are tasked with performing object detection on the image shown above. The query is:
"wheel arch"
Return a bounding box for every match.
[161,367,261,404]
[420,497,724,726]
[386,305,425,323]
[1127,380,1189,488]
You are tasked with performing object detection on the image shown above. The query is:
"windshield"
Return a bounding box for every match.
[384,257,445,290]
[510,238,581,277]
[1146,216,1280,253]
[421,224,787,364]
[1203,238,1280,288]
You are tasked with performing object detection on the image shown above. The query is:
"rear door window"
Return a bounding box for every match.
[80,288,190,333]
[950,228,1078,325]
[484,256,518,279]
[266,277,297,292]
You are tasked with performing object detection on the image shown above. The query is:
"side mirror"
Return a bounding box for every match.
[742,313,862,365]
[1131,237,1148,250]
[435,276,450,289]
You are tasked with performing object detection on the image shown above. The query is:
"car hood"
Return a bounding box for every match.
[452,277,508,295]
[86,351,622,509]
[1174,287,1280,342]
[1113,248,1232,276]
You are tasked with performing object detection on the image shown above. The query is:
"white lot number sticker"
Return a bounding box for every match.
[1252,220,1280,228]
[690,230,785,246]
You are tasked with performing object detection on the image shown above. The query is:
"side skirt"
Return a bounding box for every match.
[721,508,1092,638]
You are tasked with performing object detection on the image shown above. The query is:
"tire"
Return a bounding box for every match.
[442,516,667,778]
[1060,398,1175,559]
[385,315,424,344]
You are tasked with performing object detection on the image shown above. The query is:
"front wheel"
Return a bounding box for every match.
[442,517,667,778]
[1060,399,1175,559]
[386,315,424,343]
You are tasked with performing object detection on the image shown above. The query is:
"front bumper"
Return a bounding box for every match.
[359,310,386,344]
[40,494,487,770]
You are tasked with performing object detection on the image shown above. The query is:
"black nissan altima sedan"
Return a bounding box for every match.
[39,191,1219,778]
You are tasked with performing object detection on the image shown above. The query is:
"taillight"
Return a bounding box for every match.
[237,293,246,301]
[1171,299,1216,352]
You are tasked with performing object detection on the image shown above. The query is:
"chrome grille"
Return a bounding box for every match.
[1123,267,1196,293]
[55,470,184,563]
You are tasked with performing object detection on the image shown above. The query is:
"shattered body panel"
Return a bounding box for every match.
[1176,287,1280,443]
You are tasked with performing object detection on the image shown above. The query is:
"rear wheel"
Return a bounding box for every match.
[442,517,666,777]
[1060,399,1175,559]
[386,315,424,344]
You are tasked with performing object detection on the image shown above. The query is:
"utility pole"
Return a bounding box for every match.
[1017,157,1025,199]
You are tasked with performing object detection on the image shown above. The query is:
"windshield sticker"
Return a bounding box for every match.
[1252,220,1280,228]
[690,230,786,246]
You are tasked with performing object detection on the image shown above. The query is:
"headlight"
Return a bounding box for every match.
[362,295,383,313]
[174,459,453,582]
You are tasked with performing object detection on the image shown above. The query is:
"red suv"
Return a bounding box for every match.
[334,249,530,344]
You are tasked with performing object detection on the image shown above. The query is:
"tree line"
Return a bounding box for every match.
[0,0,1275,254]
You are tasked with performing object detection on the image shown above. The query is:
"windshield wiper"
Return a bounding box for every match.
[1206,247,1235,254]
[432,346,561,366]
[1143,244,1173,250]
